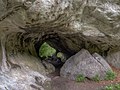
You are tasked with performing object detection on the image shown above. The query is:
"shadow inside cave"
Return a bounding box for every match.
[34,35,76,77]
[38,42,66,76]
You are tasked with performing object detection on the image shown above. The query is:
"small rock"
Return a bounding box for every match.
[42,60,55,74]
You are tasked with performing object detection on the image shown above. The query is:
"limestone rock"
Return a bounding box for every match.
[0,68,52,90]
[0,0,120,56]
[0,0,120,89]
[60,49,112,80]
[106,50,120,68]
[42,60,55,74]
[9,53,55,75]
[11,54,46,74]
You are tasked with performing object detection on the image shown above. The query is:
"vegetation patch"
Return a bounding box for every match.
[39,42,56,58]
[76,74,86,82]
[103,83,120,90]
[105,70,116,80]
[92,75,100,82]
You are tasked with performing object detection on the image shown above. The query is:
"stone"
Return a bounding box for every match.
[0,68,52,90]
[8,54,45,74]
[0,0,120,89]
[42,60,55,74]
[9,53,55,75]
[106,50,120,68]
[60,49,112,80]
[0,0,120,57]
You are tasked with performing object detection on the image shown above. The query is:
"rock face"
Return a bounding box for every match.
[0,0,120,71]
[0,68,52,90]
[0,0,120,89]
[8,53,55,75]
[60,49,112,80]
[0,0,120,57]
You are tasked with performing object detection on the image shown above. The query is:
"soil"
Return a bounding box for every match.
[47,65,120,90]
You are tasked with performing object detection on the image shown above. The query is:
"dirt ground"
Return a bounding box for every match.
[47,65,120,90]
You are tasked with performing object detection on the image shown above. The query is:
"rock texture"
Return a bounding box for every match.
[0,0,120,70]
[0,0,120,69]
[0,0,120,89]
[8,53,55,75]
[106,49,120,68]
[60,49,112,80]
[0,68,51,90]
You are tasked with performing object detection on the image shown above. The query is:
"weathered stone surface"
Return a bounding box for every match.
[0,68,52,90]
[60,49,112,80]
[0,0,120,70]
[8,54,48,75]
[0,0,120,89]
[106,49,120,68]
[42,60,55,74]
[0,0,120,54]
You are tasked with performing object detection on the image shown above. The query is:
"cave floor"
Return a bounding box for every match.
[47,66,120,90]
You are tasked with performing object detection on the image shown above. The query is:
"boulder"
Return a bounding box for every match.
[9,53,55,75]
[106,50,120,68]
[60,49,112,80]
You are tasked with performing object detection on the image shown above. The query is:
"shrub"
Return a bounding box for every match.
[105,70,116,80]
[76,74,86,82]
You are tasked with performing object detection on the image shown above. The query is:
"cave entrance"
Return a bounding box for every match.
[34,35,74,76]
[39,42,65,70]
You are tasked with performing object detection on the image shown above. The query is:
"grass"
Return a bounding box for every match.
[76,74,86,82]
[92,75,100,82]
[103,83,120,90]
[39,42,56,58]
[105,70,116,80]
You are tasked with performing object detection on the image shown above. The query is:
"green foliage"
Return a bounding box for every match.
[76,74,86,82]
[92,75,100,82]
[105,70,116,80]
[57,52,63,58]
[57,52,65,62]
[39,42,56,58]
[104,83,120,90]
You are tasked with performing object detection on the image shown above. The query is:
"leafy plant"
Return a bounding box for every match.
[104,83,120,90]
[39,42,56,58]
[105,70,116,80]
[76,74,86,82]
[92,75,100,82]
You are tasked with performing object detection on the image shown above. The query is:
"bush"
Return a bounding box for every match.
[39,42,56,58]
[104,83,120,90]
[76,74,86,82]
[105,70,116,80]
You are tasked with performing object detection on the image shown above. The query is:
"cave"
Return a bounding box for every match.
[0,0,120,90]
[33,35,76,76]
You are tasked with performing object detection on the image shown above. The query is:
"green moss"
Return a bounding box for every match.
[105,70,116,80]
[76,74,86,82]
[39,42,56,58]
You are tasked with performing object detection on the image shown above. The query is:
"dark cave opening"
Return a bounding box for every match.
[34,35,76,76]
